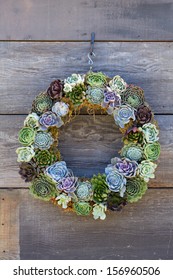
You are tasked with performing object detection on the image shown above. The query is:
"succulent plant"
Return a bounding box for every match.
[56,193,71,209]
[52,101,69,117]
[19,162,37,182]
[85,71,107,88]
[39,111,63,130]
[24,113,40,129]
[140,123,159,143]
[109,75,127,93]
[121,144,143,162]
[86,87,104,105]
[18,127,35,146]
[125,177,148,203]
[107,192,127,211]
[47,79,64,100]
[113,105,136,128]
[65,84,86,105]
[92,204,107,220]
[16,146,35,162]
[122,85,144,109]
[32,92,52,115]
[75,181,93,201]
[57,176,78,193]
[46,161,72,182]
[106,170,126,197]
[30,174,58,201]
[101,88,121,114]
[64,73,85,91]
[123,127,144,144]
[91,174,110,203]
[106,157,138,178]
[34,150,56,167]
[138,160,157,182]
[144,142,161,161]
[73,201,92,216]
[34,131,54,150]
[136,104,152,124]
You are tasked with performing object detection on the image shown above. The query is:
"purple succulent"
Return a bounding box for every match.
[105,157,138,178]
[39,111,63,130]
[57,176,78,193]
[102,88,121,114]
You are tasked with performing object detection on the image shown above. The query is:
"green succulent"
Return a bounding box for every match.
[122,85,144,109]
[109,75,127,93]
[18,127,35,146]
[73,201,92,216]
[107,192,127,211]
[121,144,143,162]
[65,84,86,105]
[75,181,93,201]
[34,131,54,150]
[138,160,157,182]
[32,92,52,115]
[91,174,110,203]
[34,150,57,167]
[30,174,58,201]
[123,129,144,145]
[125,177,148,203]
[85,71,107,88]
[24,113,40,129]
[16,146,35,162]
[86,87,104,105]
[144,142,161,161]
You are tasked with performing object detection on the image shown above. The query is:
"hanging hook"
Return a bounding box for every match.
[88,32,96,69]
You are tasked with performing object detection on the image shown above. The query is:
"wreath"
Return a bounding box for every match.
[16,72,160,220]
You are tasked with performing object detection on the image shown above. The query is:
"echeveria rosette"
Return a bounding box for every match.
[65,84,86,105]
[102,88,121,114]
[121,144,143,162]
[30,174,58,201]
[16,146,35,162]
[34,131,54,150]
[47,80,64,100]
[46,161,72,183]
[73,201,92,216]
[18,127,35,146]
[123,127,144,145]
[57,176,78,193]
[105,170,126,197]
[86,87,104,105]
[92,204,107,220]
[85,71,107,88]
[34,150,56,167]
[32,92,52,115]
[64,74,85,92]
[52,102,69,117]
[113,105,135,128]
[140,123,159,143]
[144,142,161,161]
[76,181,93,201]
[39,111,63,130]
[24,113,40,129]
[125,177,148,203]
[107,192,127,211]
[136,104,152,125]
[122,85,145,109]
[109,75,127,94]
[56,193,71,209]
[91,174,110,203]
[106,157,138,178]
[19,162,37,182]
[138,160,157,182]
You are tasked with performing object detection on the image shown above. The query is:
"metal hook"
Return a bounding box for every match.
[88,32,96,69]
[88,51,95,65]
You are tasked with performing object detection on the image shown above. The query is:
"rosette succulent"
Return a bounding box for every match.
[92,204,107,220]
[32,92,52,115]
[47,79,63,100]
[85,71,107,88]
[86,87,104,105]
[64,74,84,92]
[56,193,71,209]
[39,111,63,130]
[144,142,161,161]
[91,174,110,203]
[34,131,54,150]
[46,161,72,182]
[125,177,148,203]
[52,101,69,117]
[140,123,159,143]
[18,127,35,146]
[102,88,121,114]
[107,192,127,211]
[30,174,57,201]
[106,157,138,178]
[121,144,143,162]
[76,181,93,201]
[122,85,144,109]
[73,201,92,216]
[19,162,37,182]
[123,127,143,144]
[138,160,157,182]
[16,146,35,162]
[24,113,40,129]
[136,104,152,124]
[57,176,78,193]
[109,75,127,93]
[65,84,86,105]
[34,150,56,167]
[113,105,135,128]
[105,170,126,197]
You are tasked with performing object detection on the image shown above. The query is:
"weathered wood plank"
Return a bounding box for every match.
[20,189,173,260]
[0,42,173,114]
[0,190,20,260]
[0,115,172,188]
[0,0,173,40]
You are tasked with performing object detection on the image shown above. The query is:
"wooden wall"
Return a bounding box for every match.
[0,0,173,260]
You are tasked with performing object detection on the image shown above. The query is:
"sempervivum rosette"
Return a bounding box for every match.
[107,192,127,211]
[32,92,52,115]
[144,142,161,161]
[122,85,145,109]
[18,127,35,146]
[121,144,143,162]
[91,174,110,203]
[136,104,152,124]
[76,181,93,201]
[86,87,104,105]
[109,75,127,93]
[138,160,157,182]
[39,111,63,130]
[34,131,54,150]
[65,84,86,105]
[47,80,64,100]
[113,105,135,128]
[123,127,144,144]
[106,157,138,178]
[85,71,107,88]
[125,177,148,203]
[19,162,37,182]
[34,150,56,167]
[73,201,92,216]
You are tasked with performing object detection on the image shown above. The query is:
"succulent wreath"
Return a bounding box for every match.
[16,72,160,220]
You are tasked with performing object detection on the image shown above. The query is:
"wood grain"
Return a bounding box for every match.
[0,42,173,114]
[0,115,172,188]
[20,189,173,260]
[0,0,173,40]
[0,190,20,260]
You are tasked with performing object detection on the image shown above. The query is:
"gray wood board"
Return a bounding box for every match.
[0,115,172,188]
[0,42,173,114]
[20,189,173,260]
[0,0,173,40]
